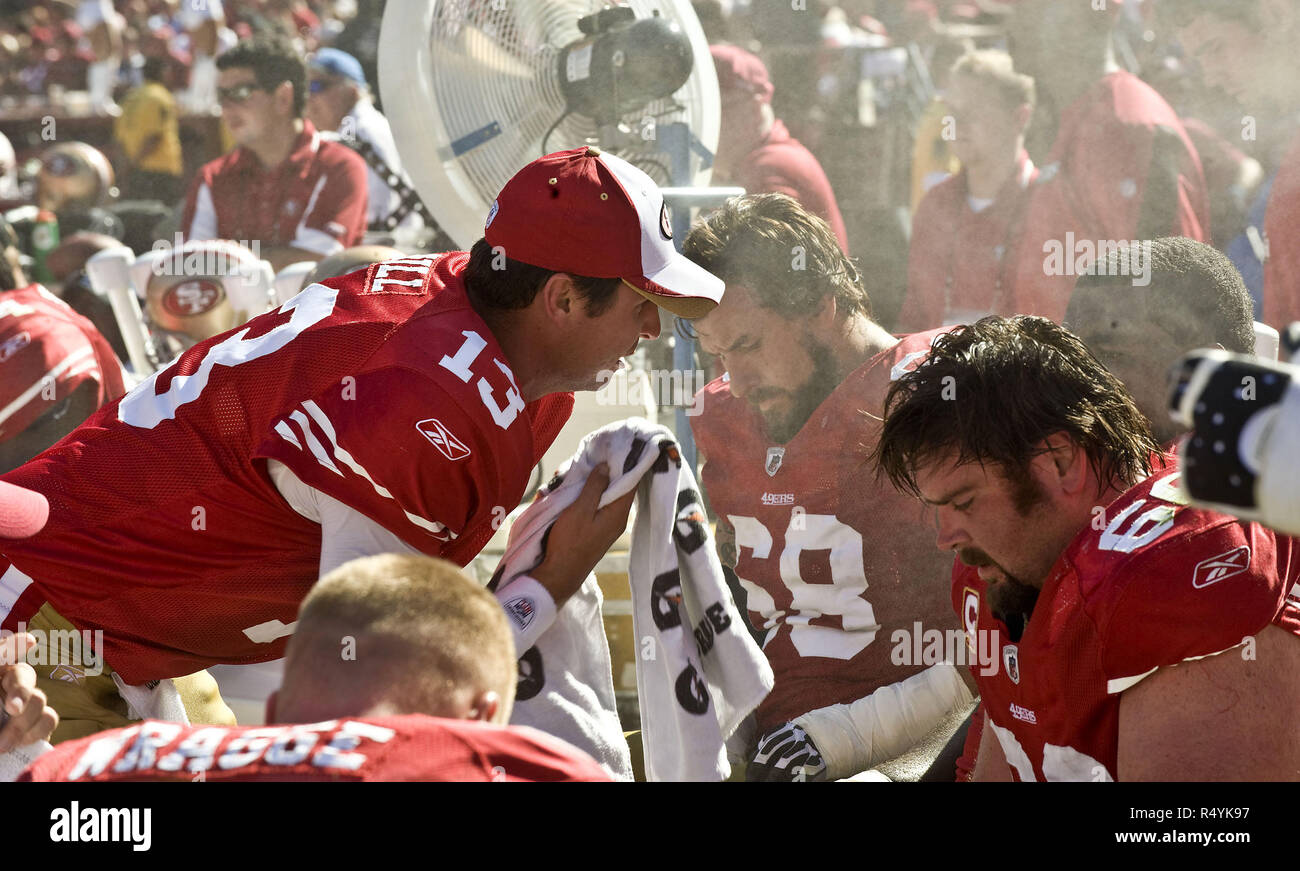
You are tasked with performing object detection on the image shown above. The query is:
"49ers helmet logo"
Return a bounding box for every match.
[163,279,224,317]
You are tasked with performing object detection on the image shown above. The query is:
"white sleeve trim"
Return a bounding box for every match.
[792,662,974,781]
[188,182,218,241]
[1106,640,1248,695]
[292,227,345,258]
[291,175,343,256]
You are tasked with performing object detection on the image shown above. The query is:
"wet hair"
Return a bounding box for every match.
[875,315,1158,499]
[683,193,869,320]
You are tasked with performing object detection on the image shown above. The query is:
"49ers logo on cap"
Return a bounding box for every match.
[659,202,673,240]
[163,279,224,317]
[416,417,471,461]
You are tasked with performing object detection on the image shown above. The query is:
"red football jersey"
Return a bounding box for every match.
[1005,71,1210,322]
[955,465,1300,781]
[692,331,960,732]
[18,714,613,781]
[0,254,573,683]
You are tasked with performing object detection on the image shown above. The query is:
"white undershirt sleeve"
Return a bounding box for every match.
[267,458,420,577]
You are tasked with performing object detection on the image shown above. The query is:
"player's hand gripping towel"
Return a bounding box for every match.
[491,419,772,781]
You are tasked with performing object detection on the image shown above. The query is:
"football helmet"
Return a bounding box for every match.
[35,142,116,215]
[132,240,274,350]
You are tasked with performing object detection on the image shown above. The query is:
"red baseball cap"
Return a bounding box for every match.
[709,45,774,104]
[0,480,47,539]
[485,147,725,318]
[0,286,118,443]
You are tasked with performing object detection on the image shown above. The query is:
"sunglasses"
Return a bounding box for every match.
[308,77,341,95]
[217,83,266,105]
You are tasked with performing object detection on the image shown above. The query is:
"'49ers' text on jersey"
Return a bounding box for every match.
[0,253,573,683]
[691,330,960,732]
[19,714,612,782]
[956,463,1300,781]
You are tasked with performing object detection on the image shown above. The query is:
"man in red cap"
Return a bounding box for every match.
[709,44,851,255]
[1168,0,1300,330]
[999,0,1210,322]
[0,147,723,751]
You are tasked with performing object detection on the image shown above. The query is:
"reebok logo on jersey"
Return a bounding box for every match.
[1191,545,1251,589]
[416,418,471,461]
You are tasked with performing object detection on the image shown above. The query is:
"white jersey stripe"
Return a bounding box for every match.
[300,399,455,539]
[0,562,35,619]
[290,408,342,476]
[274,419,302,450]
[0,345,96,428]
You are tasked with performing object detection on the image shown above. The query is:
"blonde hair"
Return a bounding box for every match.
[950,50,1036,111]
[277,554,517,723]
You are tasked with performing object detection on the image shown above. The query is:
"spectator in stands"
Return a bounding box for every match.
[21,554,613,781]
[75,0,124,114]
[0,216,126,473]
[1065,237,1256,446]
[900,50,1037,331]
[305,47,423,240]
[333,0,385,103]
[999,0,1210,322]
[709,44,850,255]
[114,55,184,204]
[45,20,93,97]
[1170,1,1300,330]
[909,34,971,213]
[138,23,192,93]
[176,0,225,112]
[0,131,18,202]
[180,36,369,271]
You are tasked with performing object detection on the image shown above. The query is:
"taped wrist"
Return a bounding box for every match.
[793,662,974,781]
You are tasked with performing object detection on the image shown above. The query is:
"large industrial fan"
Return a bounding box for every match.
[377,0,721,250]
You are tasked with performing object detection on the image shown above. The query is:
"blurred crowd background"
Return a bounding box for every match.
[0,0,1294,465]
